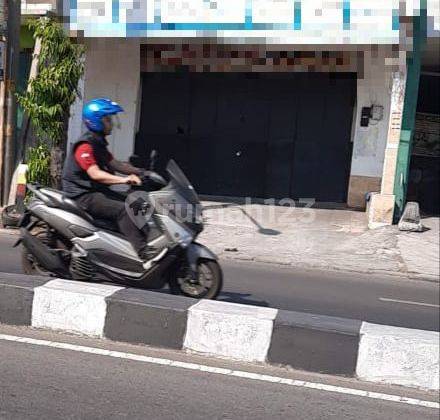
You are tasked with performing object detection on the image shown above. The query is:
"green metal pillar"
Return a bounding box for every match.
[393,3,427,219]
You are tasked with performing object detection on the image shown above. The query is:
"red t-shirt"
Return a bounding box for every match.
[74,143,114,171]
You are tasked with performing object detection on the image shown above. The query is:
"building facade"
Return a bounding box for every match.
[41,1,440,219]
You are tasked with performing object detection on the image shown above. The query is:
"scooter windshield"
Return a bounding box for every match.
[166,160,200,205]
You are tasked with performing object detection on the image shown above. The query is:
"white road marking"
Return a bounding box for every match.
[0,334,438,410]
[379,297,440,308]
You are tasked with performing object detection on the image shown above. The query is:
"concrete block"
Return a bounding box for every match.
[398,202,423,232]
[104,289,194,349]
[0,273,48,325]
[184,300,278,362]
[367,193,395,229]
[356,322,440,390]
[267,310,362,375]
[32,279,123,337]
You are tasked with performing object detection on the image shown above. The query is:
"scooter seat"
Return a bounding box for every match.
[38,188,121,234]
[39,187,93,222]
[60,198,120,234]
[61,197,95,223]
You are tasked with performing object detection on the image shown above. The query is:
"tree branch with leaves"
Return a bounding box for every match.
[17,17,85,188]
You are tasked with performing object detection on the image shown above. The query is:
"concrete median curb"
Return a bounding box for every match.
[0,272,438,391]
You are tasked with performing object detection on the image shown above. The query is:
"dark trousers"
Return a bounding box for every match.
[75,192,147,255]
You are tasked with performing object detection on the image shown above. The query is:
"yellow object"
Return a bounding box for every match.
[17,168,28,185]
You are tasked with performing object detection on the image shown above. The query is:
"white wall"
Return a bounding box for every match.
[350,62,393,178]
[67,68,85,150]
[68,38,141,161]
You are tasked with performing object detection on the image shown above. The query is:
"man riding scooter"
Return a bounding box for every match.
[62,97,161,267]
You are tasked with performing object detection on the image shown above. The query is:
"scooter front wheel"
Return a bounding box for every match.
[168,259,223,300]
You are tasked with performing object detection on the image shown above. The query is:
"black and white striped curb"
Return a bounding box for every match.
[1,272,438,391]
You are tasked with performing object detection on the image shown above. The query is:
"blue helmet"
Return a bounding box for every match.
[82,98,124,133]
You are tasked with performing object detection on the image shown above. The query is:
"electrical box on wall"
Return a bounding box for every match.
[360,107,371,127]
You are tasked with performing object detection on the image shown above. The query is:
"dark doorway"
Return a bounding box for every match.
[137,72,356,202]
[407,73,440,215]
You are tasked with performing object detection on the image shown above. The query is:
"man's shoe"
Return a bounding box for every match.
[140,247,168,270]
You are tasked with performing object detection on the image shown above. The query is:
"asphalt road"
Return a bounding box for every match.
[0,231,439,331]
[0,325,438,420]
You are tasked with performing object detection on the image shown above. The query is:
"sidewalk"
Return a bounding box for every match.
[1,202,438,281]
[199,201,440,281]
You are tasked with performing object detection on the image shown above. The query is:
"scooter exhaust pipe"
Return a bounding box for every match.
[20,228,70,277]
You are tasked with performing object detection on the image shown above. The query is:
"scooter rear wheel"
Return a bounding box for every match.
[168,259,223,300]
[21,222,53,276]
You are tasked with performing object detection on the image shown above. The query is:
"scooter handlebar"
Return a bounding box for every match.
[140,170,167,186]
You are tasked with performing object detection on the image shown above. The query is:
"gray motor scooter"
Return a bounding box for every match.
[15,157,222,300]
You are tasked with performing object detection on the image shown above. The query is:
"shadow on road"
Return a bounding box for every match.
[218,291,270,307]
[155,289,269,307]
